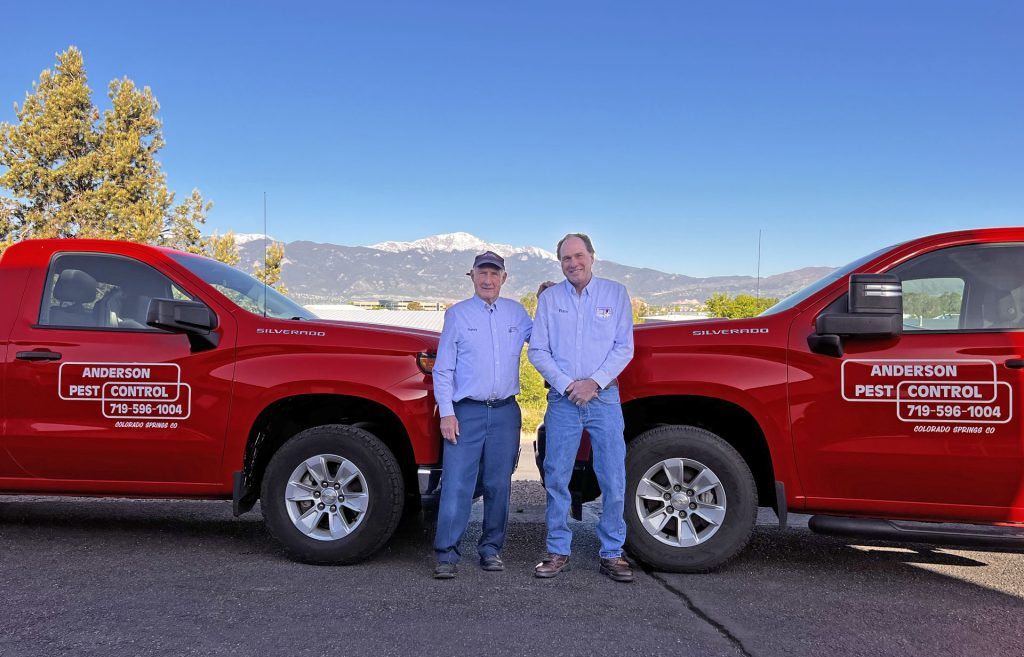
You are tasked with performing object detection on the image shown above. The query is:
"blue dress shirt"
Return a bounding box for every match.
[528,276,634,394]
[434,295,533,418]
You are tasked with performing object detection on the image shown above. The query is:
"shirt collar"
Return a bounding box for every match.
[564,276,594,298]
[474,294,499,312]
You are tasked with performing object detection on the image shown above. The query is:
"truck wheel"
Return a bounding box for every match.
[261,424,404,564]
[625,425,756,573]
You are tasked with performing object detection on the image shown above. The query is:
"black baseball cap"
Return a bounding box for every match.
[467,251,505,274]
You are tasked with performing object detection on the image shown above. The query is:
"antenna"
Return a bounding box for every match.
[756,229,762,300]
[263,192,268,318]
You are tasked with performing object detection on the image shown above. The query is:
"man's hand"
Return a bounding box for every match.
[440,415,460,444]
[566,378,599,405]
[537,280,556,297]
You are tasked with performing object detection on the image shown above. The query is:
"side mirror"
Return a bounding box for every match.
[147,298,219,351]
[809,274,903,357]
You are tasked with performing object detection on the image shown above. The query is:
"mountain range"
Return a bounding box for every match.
[236,232,834,305]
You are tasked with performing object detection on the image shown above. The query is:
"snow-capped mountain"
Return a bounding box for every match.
[369,232,557,261]
[233,233,278,245]
[236,231,833,305]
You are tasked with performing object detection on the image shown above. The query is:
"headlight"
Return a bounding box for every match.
[416,351,436,375]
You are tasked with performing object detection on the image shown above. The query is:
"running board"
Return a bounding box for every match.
[808,515,1024,551]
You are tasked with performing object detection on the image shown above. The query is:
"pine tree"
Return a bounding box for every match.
[252,240,288,294]
[0,47,99,242]
[0,47,211,253]
[207,230,240,265]
[165,189,213,255]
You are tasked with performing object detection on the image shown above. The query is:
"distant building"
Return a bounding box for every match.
[642,311,711,324]
[306,305,446,332]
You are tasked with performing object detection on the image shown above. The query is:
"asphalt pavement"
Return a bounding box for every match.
[2,471,1023,657]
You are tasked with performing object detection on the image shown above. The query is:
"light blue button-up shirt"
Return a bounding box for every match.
[528,276,634,394]
[434,295,533,418]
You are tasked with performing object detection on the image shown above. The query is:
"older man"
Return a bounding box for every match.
[528,233,635,582]
[431,251,533,579]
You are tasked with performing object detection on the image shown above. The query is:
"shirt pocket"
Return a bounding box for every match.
[507,325,526,353]
[593,307,617,339]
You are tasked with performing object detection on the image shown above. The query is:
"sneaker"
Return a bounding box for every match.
[599,557,634,583]
[480,554,505,572]
[433,562,457,579]
[534,553,570,578]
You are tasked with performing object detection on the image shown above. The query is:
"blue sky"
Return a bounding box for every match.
[3,1,1022,276]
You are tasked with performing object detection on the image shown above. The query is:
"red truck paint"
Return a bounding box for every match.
[0,239,442,563]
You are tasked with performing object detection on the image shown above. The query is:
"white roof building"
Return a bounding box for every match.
[306,305,446,332]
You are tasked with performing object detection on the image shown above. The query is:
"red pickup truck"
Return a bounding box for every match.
[549,227,1024,571]
[0,239,443,564]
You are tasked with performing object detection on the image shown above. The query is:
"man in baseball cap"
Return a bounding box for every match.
[431,251,533,579]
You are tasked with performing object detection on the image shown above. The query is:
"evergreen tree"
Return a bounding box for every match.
[165,189,213,255]
[253,240,287,294]
[0,47,99,242]
[207,230,240,265]
[0,47,211,254]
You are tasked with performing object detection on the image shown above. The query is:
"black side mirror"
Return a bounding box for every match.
[147,298,219,351]
[809,274,903,357]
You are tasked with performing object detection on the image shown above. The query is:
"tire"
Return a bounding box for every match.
[261,424,405,564]
[625,425,757,573]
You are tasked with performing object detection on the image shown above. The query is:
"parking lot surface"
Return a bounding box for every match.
[2,480,1022,657]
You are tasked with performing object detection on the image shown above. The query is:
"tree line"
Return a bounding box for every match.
[0,47,286,291]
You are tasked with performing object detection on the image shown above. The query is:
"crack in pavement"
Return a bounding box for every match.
[642,566,754,657]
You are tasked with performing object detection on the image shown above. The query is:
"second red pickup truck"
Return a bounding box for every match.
[546,227,1024,571]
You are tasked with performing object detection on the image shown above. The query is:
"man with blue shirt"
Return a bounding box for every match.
[432,251,533,579]
[528,233,635,583]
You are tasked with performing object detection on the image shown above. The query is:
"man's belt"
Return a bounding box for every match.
[455,395,516,408]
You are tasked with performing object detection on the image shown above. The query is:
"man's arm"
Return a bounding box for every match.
[527,293,574,394]
[433,310,459,418]
[589,285,635,388]
[520,304,534,343]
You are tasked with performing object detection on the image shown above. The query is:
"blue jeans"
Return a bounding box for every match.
[543,386,627,559]
[433,399,521,564]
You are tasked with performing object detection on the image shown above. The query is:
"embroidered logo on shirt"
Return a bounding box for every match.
[596,307,613,319]
[508,327,518,334]
[557,308,569,314]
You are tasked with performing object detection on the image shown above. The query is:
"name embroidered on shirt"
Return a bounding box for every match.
[557,308,569,313]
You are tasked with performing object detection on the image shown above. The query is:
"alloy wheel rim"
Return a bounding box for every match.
[634,457,727,547]
[283,454,369,541]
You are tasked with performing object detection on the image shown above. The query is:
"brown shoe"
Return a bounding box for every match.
[534,553,570,578]
[599,557,634,583]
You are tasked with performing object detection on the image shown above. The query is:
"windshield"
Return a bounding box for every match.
[758,243,898,317]
[170,253,317,320]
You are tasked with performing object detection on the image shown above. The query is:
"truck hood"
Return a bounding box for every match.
[634,316,778,347]
[249,318,440,352]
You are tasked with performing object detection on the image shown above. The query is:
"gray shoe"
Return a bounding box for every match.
[433,562,457,579]
[480,554,505,572]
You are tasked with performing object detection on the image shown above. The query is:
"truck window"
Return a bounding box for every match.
[890,243,1024,332]
[39,253,195,331]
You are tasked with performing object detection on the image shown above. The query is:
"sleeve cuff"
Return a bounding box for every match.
[438,401,455,417]
[591,373,611,389]
[552,374,575,395]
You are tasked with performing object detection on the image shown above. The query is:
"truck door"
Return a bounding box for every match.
[789,242,1024,523]
[3,250,235,491]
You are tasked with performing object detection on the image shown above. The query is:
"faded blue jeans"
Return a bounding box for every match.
[543,386,627,559]
[433,399,521,564]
